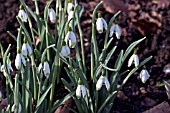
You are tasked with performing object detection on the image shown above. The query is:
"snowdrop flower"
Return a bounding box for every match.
[96,76,110,91]
[21,38,32,57]
[43,61,50,77]
[67,0,74,14]
[68,7,74,21]
[48,8,56,23]
[12,103,22,113]
[65,27,77,48]
[109,23,121,39]
[38,63,42,73]
[15,50,26,69]
[61,43,70,57]
[140,66,150,83]
[18,5,27,22]
[128,50,139,67]
[76,79,86,99]
[96,13,107,33]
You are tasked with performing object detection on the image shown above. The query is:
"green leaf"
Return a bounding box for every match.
[97,91,117,113]
[48,92,75,113]
[7,31,17,42]
[35,85,52,112]
[61,78,73,92]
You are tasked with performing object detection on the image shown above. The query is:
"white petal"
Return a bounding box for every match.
[21,43,27,57]
[68,10,74,21]
[109,25,115,37]
[0,65,4,72]
[21,54,26,66]
[134,55,139,67]
[15,54,21,69]
[104,76,110,91]
[48,8,56,23]
[115,24,121,39]
[18,10,27,22]
[26,43,32,55]
[67,2,74,14]
[96,18,103,33]
[8,63,13,72]
[140,70,149,83]
[43,61,50,76]
[146,70,150,77]
[61,45,70,57]
[102,18,107,30]
[38,63,42,73]
[128,54,134,67]
[96,76,104,90]
[18,103,22,113]
[76,85,81,99]
[0,91,2,99]
[65,32,71,43]
[81,85,86,98]
[70,32,77,48]
[11,104,15,112]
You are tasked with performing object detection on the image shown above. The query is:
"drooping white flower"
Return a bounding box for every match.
[109,23,121,39]
[12,103,22,113]
[140,66,150,83]
[96,76,110,91]
[38,63,42,73]
[15,53,26,69]
[18,9,28,22]
[43,61,50,77]
[76,79,86,99]
[96,13,107,33]
[65,28,77,48]
[48,8,56,23]
[21,39,32,57]
[67,1,74,14]
[61,45,70,57]
[68,8,74,21]
[128,50,139,67]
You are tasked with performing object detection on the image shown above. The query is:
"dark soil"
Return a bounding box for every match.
[0,0,170,113]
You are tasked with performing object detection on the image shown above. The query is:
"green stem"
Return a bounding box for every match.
[34,0,39,15]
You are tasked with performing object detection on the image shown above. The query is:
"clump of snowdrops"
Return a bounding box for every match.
[0,0,152,113]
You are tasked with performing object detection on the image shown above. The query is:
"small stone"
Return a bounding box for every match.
[140,87,147,94]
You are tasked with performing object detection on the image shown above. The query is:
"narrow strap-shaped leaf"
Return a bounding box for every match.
[61,78,73,92]
[41,44,55,62]
[65,67,77,87]
[47,92,75,113]
[35,85,52,112]
[104,46,117,65]
[7,31,17,41]
[97,91,117,113]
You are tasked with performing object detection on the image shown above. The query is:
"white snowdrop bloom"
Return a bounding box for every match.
[38,63,42,73]
[48,8,56,23]
[61,45,70,57]
[109,24,121,39]
[140,67,150,83]
[43,61,50,77]
[76,79,86,99]
[22,42,32,57]
[128,51,139,67]
[18,9,28,22]
[15,53,26,69]
[67,1,74,14]
[65,28,77,48]
[68,10,74,21]
[96,13,107,33]
[96,76,110,91]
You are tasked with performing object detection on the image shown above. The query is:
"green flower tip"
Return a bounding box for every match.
[68,0,72,3]
[78,78,82,85]
[17,49,21,54]
[62,41,66,46]
[114,20,118,24]
[98,13,102,18]
[68,27,72,31]
[133,49,137,54]
[23,37,27,43]
[19,5,23,10]
[143,65,146,70]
